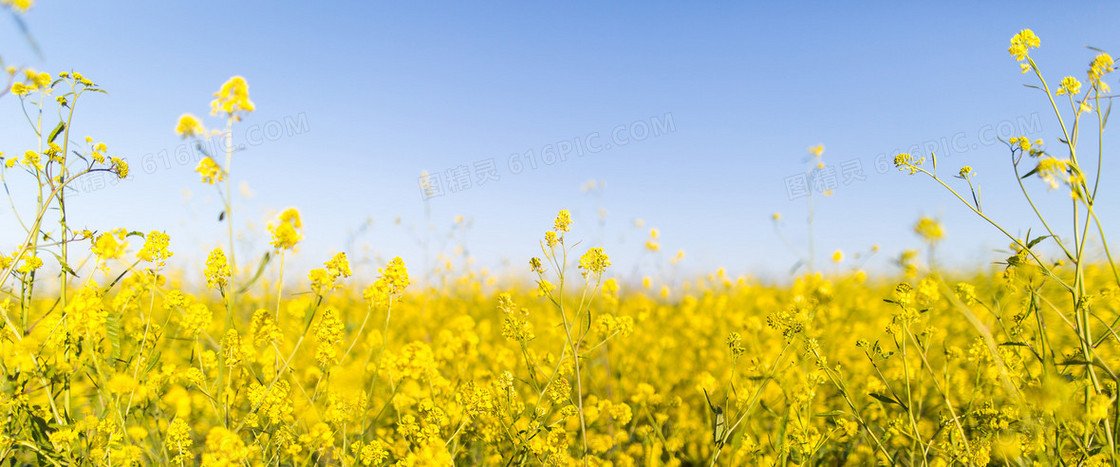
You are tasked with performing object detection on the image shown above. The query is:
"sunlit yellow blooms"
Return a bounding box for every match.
[166,419,193,465]
[137,231,173,266]
[34,72,50,88]
[314,307,345,367]
[553,209,572,233]
[175,113,206,138]
[1056,76,1082,96]
[310,252,352,295]
[247,380,294,426]
[0,0,34,13]
[578,247,611,278]
[180,302,212,338]
[249,308,281,346]
[10,81,29,95]
[325,252,352,278]
[390,341,437,381]
[210,75,255,117]
[351,439,390,466]
[379,256,410,295]
[955,282,978,305]
[914,216,944,243]
[65,281,107,338]
[596,313,633,338]
[16,255,42,274]
[809,144,824,157]
[201,426,249,466]
[204,248,231,290]
[893,153,924,174]
[196,157,224,184]
[268,208,303,250]
[1089,53,1114,92]
[90,140,108,164]
[222,328,251,367]
[1009,136,1032,152]
[831,250,843,263]
[22,150,42,170]
[1008,29,1040,61]
[111,157,129,178]
[1035,157,1070,190]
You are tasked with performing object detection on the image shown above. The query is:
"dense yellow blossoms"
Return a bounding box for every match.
[269,208,303,250]
[204,248,232,290]
[3,26,1120,467]
[175,113,206,138]
[196,157,224,185]
[0,0,32,12]
[210,75,255,117]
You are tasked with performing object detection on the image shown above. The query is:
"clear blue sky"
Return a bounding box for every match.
[1,2,1118,284]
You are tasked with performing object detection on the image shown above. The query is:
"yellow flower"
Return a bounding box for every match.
[1089,53,1114,93]
[553,209,572,233]
[16,255,42,274]
[91,229,128,263]
[314,307,344,367]
[137,231,173,266]
[166,419,193,465]
[324,252,352,279]
[196,157,224,185]
[33,71,51,88]
[914,216,944,244]
[1056,76,1082,96]
[1008,136,1031,152]
[1,0,34,13]
[310,252,352,295]
[22,150,42,170]
[175,113,206,138]
[111,157,129,179]
[210,75,255,117]
[809,144,824,157]
[893,153,924,174]
[269,208,303,250]
[204,248,231,290]
[1035,157,1070,190]
[1008,29,1040,61]
[201,427,249,466]
[10,82,29,96]
[831,250,843,263]
[578,247,611,278]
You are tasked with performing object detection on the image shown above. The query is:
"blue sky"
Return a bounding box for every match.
[1,2,1118,284]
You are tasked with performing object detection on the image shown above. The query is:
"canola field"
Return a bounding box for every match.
[2,11,1120,466]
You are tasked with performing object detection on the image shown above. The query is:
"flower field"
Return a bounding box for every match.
[2,5,1120,465]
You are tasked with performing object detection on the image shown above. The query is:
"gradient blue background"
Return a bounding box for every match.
[1,2,1117,284]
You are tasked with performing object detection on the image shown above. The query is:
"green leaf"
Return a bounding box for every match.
[869,392,907,411]
[51,252,79,278]
[236,252,273,294]
[1020,166,1040,179]
[106,312,121,361]
[144,351,162,374]
[815,410,847,418]
[47,121,65,144]
[1027,234,1051,249]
